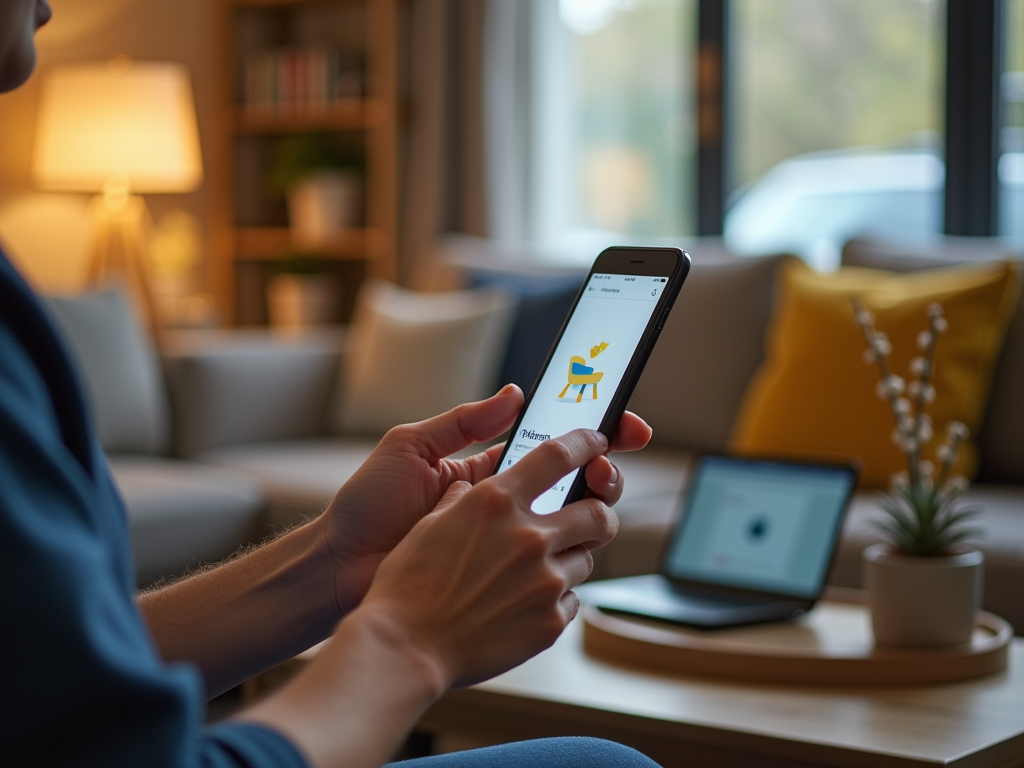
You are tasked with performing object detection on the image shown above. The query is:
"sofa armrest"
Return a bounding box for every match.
[162,330,344,458]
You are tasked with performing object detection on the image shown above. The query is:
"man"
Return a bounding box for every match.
[0,2,661,766]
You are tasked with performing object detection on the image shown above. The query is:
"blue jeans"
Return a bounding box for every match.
[389,737,663,768]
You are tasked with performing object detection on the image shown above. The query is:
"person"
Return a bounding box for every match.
[1,2,663,766]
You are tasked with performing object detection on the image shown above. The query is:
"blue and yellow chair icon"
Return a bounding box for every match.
[559,356,604,403]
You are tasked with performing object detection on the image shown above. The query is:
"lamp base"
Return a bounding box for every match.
[88,193,161,341]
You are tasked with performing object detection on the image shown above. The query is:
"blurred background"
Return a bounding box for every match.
[0,0,1019,320]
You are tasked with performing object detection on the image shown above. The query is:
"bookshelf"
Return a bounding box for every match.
[213,0,397,324]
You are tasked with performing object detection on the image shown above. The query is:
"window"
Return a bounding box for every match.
[725,0,945,267]
[1001,0,1024,243]
[518,0,695,261]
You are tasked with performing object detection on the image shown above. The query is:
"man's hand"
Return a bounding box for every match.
[318,384,652,616]
[240,429,628,768]
[357,428,621,688]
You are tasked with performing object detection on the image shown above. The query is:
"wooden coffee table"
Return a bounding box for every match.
[417,606,1024,768]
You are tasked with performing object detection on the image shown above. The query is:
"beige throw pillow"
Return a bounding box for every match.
[337,280,517,435]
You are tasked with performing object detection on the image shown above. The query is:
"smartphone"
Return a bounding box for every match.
[493,246,690,514]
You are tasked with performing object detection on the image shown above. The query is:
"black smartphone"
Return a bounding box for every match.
[493,246,690,514]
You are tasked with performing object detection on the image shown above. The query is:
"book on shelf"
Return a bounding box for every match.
[244,46,365,114]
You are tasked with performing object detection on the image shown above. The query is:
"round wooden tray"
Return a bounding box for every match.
[582,590,1011,685]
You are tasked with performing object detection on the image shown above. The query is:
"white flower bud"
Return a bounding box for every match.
[922,385,936,403]
[898,415,915,433]
[934,317,949,333]
[908,381,921,397]
[894,398,912,415]
[872,338,892,356]
[917,330,932,349]
[877,375,905,399]
[909,357,928,376]
[935,444,955,464]
[862,348,876,365]
[917,422,933,442]
[927,303,944,319]
[946,421,969,440]
[919,460,935,477]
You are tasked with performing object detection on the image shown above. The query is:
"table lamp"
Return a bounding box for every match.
[32,57,203,334]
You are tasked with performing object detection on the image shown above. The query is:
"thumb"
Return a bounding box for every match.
[430,480,473,516]
[407,385,523,460]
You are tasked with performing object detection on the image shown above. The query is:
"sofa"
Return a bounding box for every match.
[46,235,1024,635]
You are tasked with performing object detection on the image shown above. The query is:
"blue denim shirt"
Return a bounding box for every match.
[0,252,307,768]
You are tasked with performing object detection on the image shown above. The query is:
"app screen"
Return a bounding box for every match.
[496,272,666,514]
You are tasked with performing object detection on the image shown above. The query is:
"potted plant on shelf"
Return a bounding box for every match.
[852,299,983,647]
[267,133,363,247]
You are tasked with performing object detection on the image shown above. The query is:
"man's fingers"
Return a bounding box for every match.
[403,385,523,460]
[499,429,609,501]
[431,480,473,516]
[544,498,618,553]
[610,411,653,453]
[552,545,595,590]
[559,590,582,623]
[583,456,625,507]
[443,443,507,487]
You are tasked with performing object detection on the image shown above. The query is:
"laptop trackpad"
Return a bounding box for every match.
[577,574,808,629]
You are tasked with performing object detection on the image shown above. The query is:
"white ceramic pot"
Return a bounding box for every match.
[287,170,361,245]
[266,273,337,330]
[863,543,983,647]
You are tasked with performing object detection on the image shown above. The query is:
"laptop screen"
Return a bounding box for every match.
[662,456,856,599]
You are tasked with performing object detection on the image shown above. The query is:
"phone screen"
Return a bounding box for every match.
[495,271,668,514]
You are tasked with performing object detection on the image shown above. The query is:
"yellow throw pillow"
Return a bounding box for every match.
[730,259,1021,488]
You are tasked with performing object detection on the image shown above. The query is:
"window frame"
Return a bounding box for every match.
[696,0,1006,237]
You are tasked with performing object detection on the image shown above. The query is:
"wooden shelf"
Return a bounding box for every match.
[233,99,388,134]
[234,227,387,260]
[214,0,398,324]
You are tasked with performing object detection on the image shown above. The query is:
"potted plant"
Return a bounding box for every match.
[266,254,338,332]
[852,299,983,647]
[267,133,363,246]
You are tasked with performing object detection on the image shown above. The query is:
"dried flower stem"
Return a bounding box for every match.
[850,297,978,556]
[907,307,943,485]
[851,297,907,454]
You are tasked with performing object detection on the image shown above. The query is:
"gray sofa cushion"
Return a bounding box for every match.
[44,288,170,455]
[842,237,1024,483]
[198,438,379,531]
[163,331,343,457]
[628,253,789,451]
[108,457,265,586]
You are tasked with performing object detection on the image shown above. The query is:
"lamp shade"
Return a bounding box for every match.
[33,60,203,193]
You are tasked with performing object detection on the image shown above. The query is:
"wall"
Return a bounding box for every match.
[0,0,217,293]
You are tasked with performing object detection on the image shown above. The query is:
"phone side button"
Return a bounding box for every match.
[657,307,670,330]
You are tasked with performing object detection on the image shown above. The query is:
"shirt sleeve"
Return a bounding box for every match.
[0,325,309,767]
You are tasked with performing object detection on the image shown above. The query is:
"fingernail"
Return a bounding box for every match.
[609,463,619,484]
[498,383,515,396]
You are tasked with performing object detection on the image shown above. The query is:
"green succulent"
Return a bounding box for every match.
[876,480,982,557]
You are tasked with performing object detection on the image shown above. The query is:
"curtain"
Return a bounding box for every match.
[398,0,489,288]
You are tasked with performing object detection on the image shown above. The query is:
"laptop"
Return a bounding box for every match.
[577,454,858,629]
